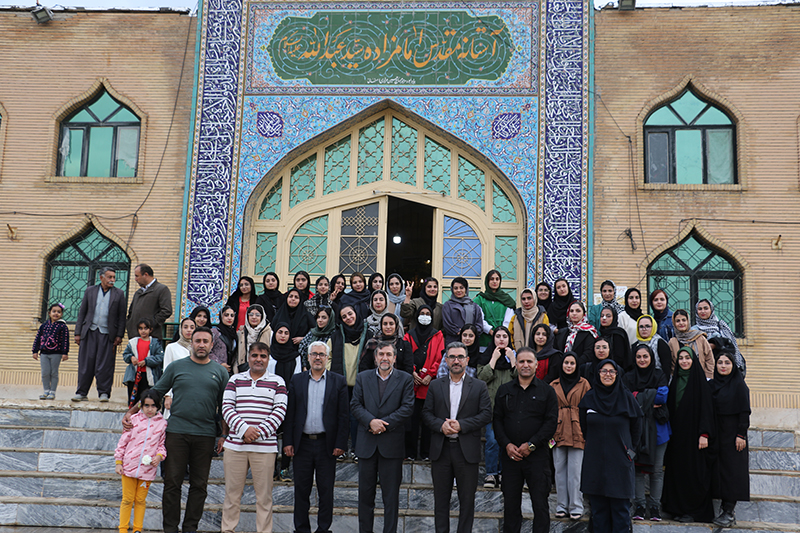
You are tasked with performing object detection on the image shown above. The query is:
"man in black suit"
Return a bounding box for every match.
[351,341,414,533]
[73,266,126,402]
[422,341,492,533]
[283,340,349,533]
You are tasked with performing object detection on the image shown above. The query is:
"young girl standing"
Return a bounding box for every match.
[114,389,167,533]
[32,303,70,400]
[122,318,164,408]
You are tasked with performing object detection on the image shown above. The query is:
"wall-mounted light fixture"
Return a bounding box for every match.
[392,234,402,245]
[31,5,55,23]
[618,0,636,10]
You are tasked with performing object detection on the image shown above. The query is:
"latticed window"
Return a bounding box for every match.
[644,89,735,185]
[647,234,743,337]
[58,89,140,177]
[43,228,131,322]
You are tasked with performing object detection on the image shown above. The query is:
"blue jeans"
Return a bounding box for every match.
[485,422,500,476]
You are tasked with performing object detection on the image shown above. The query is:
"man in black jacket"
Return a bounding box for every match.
[283,340,349,533]
[351,341,414,533]
[494,346,558,533]
[422,341,492,533]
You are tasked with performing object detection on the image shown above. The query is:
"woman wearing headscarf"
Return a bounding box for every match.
[555,301,598,365]
[359,314,412,374]
[477,326,517,489]
[549,278,575,332]
[589,280,637,342]
[509,287,549,351]
[291,271,313,304]
[368,272,384,293]
[171,306,211,342]
[598,307,634,372]
[385,273,406,318]
[437,324,480,379]
[225,276,259,331]
[551,352,591,520]
[633,314,672,375]
[365,289,405,338]
[401,277,443,332]
[235,304,271,375]
[303,276,330,318]
[326,273,347,308]
[668,309,714,379]
[335,272,371,322]
[624,288,644,322]
[710,352,750,528]
[255,272,283,323]
[649,289,675,341]
[329,304,370,457]
[579,359,643,533]
[662,346,715,523]
[695,299,745,375]
[580,336,612,385]
[403,305,444,460]
[272,288,314,347]
[536,282,553,312]
[210,305,237,374]
[530,323,562,384]
[473,269,516,347]
[623,344,670,522]
[270,322,301,482]
[298,307,335,372]
[441,277,490,346]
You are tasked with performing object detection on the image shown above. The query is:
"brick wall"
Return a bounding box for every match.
[593,5,800,408]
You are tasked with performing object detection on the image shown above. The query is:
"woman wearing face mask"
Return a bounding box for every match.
[335,272,371,322]
[598,307,634,372]
[530,323,562,384]
[649,289,675,341]
[668,309,714,379]
[623,344,670,522]
[548,278,575,332]
[473,269,516,347]
[709,352,750,528]
[303,276,330,318]
[384,273,406,319]
[236,304,271,374]
[633,315,672,375]
[662,346,715,523]
[298,308,335,371]
[437,324,480,379]
[273,288,315,347]
[441,277,490,346]
[536,282,553,312]
[255,272,283,323]
[210,306,237,373]
[225,276,260,331]
[359,314,412,374]
[365,290,404,339]
[403,305,444,460]
[579,359,643,533]
[509,288,549,351]
[477,326,517,489]
[551,352,591,520]
[695,299,745,375]
[401,277,443,332]
[555,301,598,365]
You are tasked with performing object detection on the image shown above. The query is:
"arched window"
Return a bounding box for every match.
[647,234,743,337]
[58,89,140,177]
[644,88,735,185]
[44,228,131,322]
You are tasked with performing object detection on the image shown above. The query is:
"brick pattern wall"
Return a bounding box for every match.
[593,5,800,407]
[0,10,195,385]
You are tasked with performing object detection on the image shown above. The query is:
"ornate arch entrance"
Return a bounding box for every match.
[242,107,527,296]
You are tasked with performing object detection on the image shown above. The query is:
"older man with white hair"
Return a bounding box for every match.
[283,340,349,533]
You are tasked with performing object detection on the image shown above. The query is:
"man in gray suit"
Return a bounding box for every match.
[73,266,126,402]
[350,341,414,533]
[422,341,493,533]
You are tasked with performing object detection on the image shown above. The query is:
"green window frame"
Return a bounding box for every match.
[644,89,736,185]
[58,90,141,178]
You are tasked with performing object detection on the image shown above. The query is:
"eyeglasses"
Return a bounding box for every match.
[638,324,652,329]
[598,369,617,376]
[309,352,328,359]
[446,355,467,360]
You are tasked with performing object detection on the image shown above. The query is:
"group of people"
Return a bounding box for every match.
[32,267,751,533]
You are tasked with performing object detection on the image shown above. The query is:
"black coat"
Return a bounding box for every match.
[555,329,595,366]
[350,369,414,459]
[283,370,349,456]
[358,336,414,375]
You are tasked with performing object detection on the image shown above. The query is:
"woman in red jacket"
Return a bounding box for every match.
[404,305,444,460]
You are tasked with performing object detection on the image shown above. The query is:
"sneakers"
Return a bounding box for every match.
[483,474,499,489]
[649,506,661,521]
[46,392,56,400]
[71,394,88,402]
[99,394,109,402]
[39,392,48,400]
[632,505,646,520]
[713,510,735,527]
[279,469,292,482]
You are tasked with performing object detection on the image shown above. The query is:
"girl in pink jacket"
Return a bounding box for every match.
[114,390,167,533]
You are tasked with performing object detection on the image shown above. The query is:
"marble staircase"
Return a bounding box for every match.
[0,400,797,532]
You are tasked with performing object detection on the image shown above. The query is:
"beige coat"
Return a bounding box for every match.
[236,325,272,374]
[551,377,591,449]
[668,333,714,379]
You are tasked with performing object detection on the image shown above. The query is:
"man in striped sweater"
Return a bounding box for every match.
[221,341,288,533]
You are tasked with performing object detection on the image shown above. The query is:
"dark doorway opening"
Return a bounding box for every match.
[385,196,434,287]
